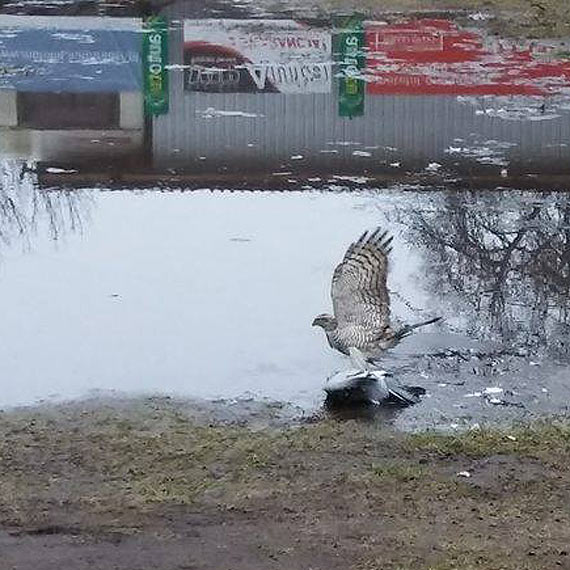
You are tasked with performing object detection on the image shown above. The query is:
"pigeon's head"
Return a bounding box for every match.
[312,313,338,331]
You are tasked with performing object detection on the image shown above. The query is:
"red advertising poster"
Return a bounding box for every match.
[366,19,570,95]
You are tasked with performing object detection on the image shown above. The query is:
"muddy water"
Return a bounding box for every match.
[0,5,569,429]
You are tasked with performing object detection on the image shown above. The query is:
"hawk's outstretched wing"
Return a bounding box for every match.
[331,228,392,332]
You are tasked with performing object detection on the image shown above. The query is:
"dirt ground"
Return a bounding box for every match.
[1,397,569,570]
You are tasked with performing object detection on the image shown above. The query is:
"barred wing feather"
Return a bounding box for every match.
[331,228,392,331]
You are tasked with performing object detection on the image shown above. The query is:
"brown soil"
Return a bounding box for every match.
[1,397,569,570]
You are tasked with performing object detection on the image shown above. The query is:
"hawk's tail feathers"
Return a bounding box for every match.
[394,316,442,341]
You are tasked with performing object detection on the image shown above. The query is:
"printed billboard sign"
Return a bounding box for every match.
[183,20,331,94]
[335,15,365,118]
[0,15,142,92]
[366,19,570,96]
[143,16,169,115]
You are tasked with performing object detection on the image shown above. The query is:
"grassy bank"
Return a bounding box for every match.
[0,399,569,569]
[268,0,570,38]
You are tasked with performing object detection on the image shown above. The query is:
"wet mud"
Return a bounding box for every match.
[1,398,569,570]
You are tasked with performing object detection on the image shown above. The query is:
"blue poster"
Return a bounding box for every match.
[0,16,142,92]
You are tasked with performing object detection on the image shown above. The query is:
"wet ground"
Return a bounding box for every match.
[1,399,570,570]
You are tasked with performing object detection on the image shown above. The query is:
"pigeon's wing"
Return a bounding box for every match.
[331,228,392,332]
[384,377,423,406]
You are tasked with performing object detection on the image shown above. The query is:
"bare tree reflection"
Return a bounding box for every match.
[399,192,570,360]
[0,159,92,255]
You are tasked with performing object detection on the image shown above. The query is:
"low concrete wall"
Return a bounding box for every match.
[120,92,144,129]
[0,91,18,127]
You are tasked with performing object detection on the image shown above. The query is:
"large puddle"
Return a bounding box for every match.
[0,2,569,429]
[1,174,569,430]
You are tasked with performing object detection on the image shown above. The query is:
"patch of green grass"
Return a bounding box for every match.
[1,404,569,514]
[305,0,570,37]
[92,423,282,505]
[405,421,570,460]
[371,462,426,482]
[1,403,569,570]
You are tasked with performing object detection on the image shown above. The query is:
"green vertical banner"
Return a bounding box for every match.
[142,16,169,116]
[335,15,365,118]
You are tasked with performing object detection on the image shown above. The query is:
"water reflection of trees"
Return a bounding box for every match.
[0,159,92,255]
[400,192,570,359]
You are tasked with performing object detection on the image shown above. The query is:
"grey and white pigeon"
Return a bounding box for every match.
[313,227,440,362]
[324,348,424,407]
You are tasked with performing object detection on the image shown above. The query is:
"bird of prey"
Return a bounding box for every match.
[313,228,440,362]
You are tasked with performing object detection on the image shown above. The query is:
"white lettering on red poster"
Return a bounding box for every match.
[366,19,570,95]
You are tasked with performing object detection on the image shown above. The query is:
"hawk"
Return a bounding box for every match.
[313,228,440,362]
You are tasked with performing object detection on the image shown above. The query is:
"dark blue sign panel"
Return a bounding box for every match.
[0,17,142,92]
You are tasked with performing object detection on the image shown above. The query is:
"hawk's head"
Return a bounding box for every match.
[312,313,338,331]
